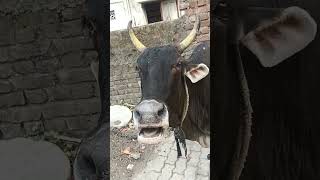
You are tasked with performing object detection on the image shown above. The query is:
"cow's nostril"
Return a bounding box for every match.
[134,110,141,120]
[157,105,165,117]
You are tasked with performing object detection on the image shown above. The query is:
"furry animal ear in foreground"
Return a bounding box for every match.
[241,6,317,67]
[185,63,210,83]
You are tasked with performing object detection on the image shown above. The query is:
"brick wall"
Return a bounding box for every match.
[0,0,211,138]
[179,0,210,43]
[110,0,210,106]
[0,0,99,139]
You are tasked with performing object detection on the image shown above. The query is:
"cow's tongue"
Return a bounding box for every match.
[141,128,160,137]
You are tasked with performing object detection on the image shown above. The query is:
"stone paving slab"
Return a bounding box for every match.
[132,133,210,180]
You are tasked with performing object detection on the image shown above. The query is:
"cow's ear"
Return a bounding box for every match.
[241,6,317,67]
[185,63,209,83]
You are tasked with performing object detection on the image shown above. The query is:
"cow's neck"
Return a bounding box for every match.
[180,70,189,127]
[166,76,188,128]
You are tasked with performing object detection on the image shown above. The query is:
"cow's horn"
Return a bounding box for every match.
[128,20,146,52]
[177,16,200,52]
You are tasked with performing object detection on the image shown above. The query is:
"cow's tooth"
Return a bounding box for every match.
[143,128,158,137]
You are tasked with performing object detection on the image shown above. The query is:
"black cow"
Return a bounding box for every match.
[128,18,211,154]
[73,0,108,179]
[213,1,319,180]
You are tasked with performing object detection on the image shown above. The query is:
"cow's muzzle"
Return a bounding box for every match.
[133,99,169,144]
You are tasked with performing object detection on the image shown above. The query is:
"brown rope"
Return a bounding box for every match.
[181,68,190,127]
[228,44,253,180]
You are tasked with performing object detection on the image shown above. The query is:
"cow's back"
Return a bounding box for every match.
[182,42,211,143]
[213,0,320,179]
[214,0,320,180]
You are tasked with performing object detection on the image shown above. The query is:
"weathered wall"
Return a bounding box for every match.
[110,0,210,105]
[179,0,210,42]
[0,0,100,138]
[0,0,210,138]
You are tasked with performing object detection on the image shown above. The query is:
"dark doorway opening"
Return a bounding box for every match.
[144,1,162,23]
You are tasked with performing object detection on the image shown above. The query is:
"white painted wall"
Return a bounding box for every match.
[127,0,148,27]
[110,0,179,31]
[161,0,178,21]
[110,0,132,31]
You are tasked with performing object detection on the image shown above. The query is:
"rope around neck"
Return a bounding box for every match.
[181,69,190,127]
[228,44,253,180]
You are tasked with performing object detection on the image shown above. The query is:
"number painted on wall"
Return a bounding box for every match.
[110,10,116,20]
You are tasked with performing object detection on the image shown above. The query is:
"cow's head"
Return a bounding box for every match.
[128,18,209,144]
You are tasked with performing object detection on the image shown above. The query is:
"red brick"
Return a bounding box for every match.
[198,0,208,6]
[189,0,197,8]
[201,19,210,27]
[200,26,210,34]
[180,2,189,10]
[199,12,209,20]
[189,15,196,22]
[187,8,195,16]
[196,5,209,13]
[197,34,210,42]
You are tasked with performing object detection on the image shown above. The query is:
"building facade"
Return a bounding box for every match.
[110,0,180,31]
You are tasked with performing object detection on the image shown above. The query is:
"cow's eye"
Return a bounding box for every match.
[173,62,182,69]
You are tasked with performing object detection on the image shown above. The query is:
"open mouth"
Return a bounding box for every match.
[139,127,164,138]
[133,100,170,144]
[137,127,165,144]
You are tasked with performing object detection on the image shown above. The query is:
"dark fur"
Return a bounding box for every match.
[137,46,180,102]
[180,42,210,141]
[73,0,108,179]
[213,1,320,180]
[136,43,210,143]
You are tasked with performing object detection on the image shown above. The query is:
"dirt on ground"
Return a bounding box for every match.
[44,120,160,180]
[110,123,158,180]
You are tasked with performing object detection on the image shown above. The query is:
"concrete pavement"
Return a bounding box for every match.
[132,133,210,180]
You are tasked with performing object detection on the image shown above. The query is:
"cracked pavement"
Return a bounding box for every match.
[131,133,210,180]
